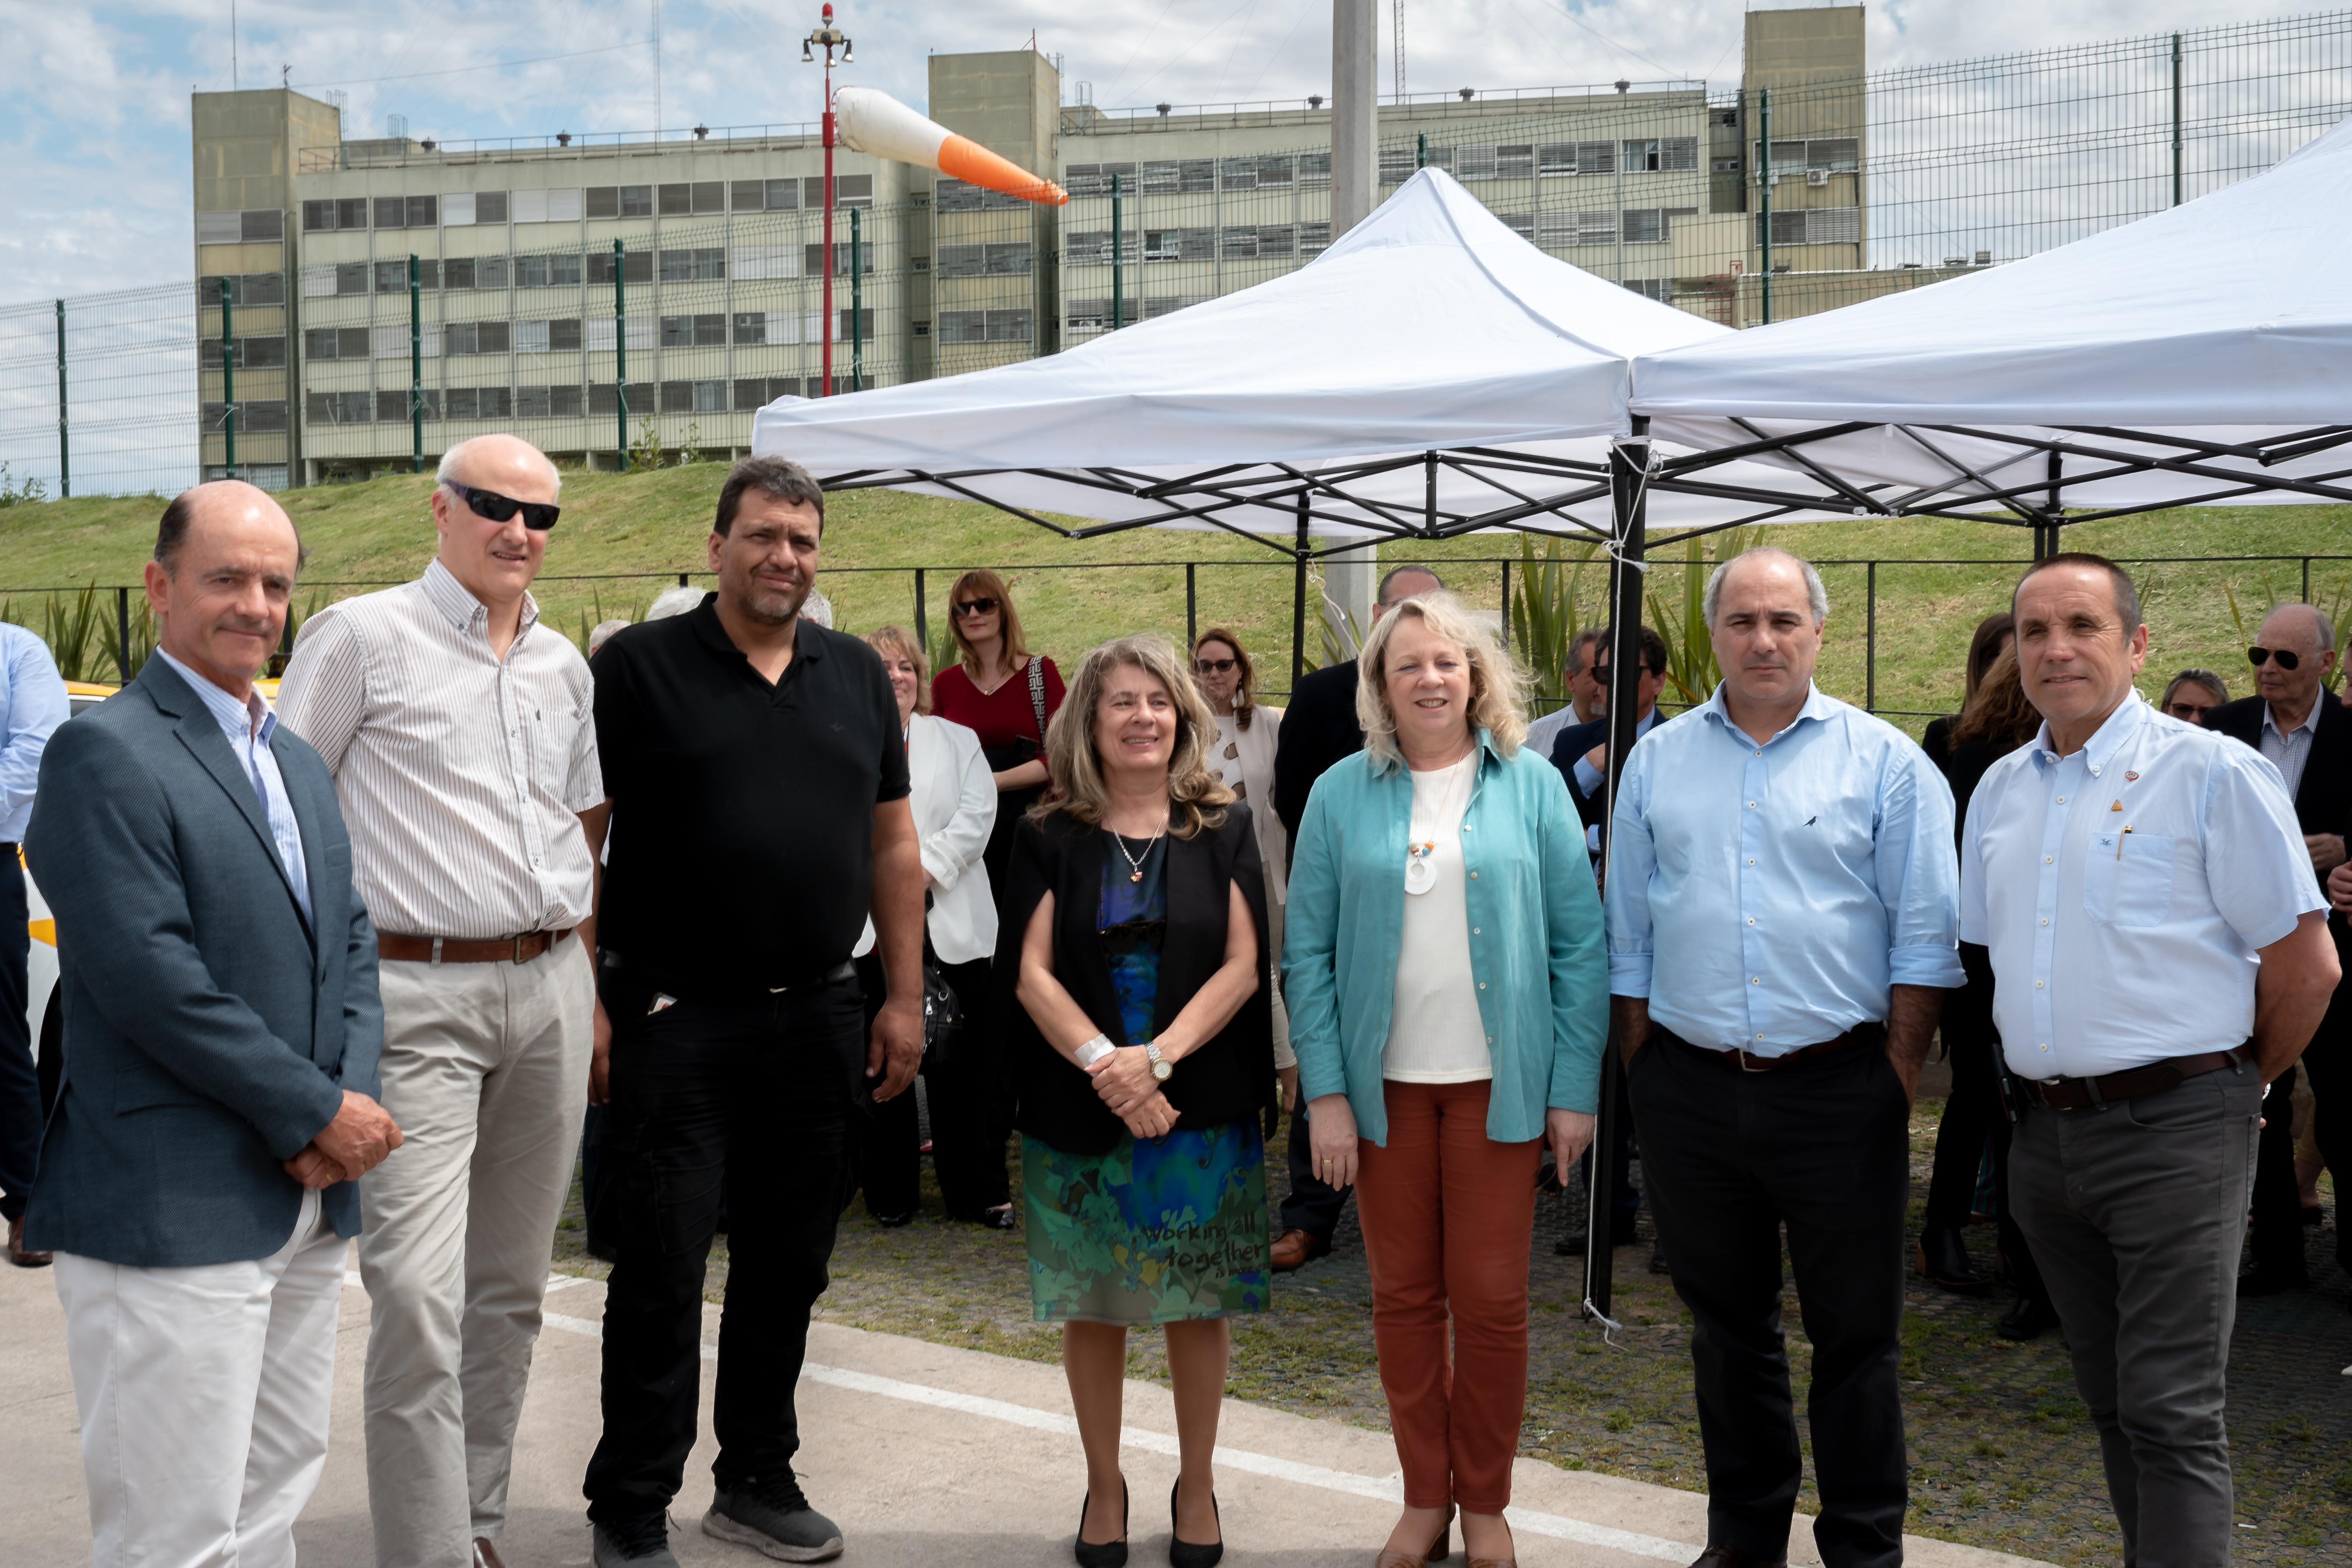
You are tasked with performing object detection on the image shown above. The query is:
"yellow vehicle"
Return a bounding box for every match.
[24,681,119,1115]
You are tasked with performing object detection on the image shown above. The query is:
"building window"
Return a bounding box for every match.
[511,189,582,223]
[1298,221,1332,258]
[803,174,874,208]
[513,318,585,354]
[200,273,285,307]
[372,196,406,229]
[586,318,657,352]
[1299,152,1331,189]
[657,379,728,412]
[444,322,512,355]
[660,313,727,347]
[1454,145,1498,181]
[1064,230,1137,267]
[514,253,586,288]
[1219,225,1295,260]
[1141,159,1215,194]
[1540,210,1618,247]
[375,259,442,293]
[444,257,510,290]
[734,376,804,409]
[1807,137,1860,173]
[374,389,441,423]
[801,242,876,276]
[1538,141,1617,178]
[200,336,285,369]
[1142,227,1215,263]
[516,385,585,417]
[306,261,370,297]
[936,242,1033,277]
[445,386,515,420]
[658,248,727,282]
[305,391,373,424]
[1623,278,1674,303]
[1378,148,1418,185]
[937,309,1030,344]
[1063,162,1137,198]
[587,382,656,415]
[1757,206,1860,245]
[1620,208,1665,244]
[372,323,443,358]
[195,211,241,243]
[585,250,655,285]
[658,183,693,216]
[731,178,803,212]
[731,309,816,345]
[936,178,1031,211]
[1217,155,1294,191]
[1497,144,1535,180]
[203,399,288,431]
[730,245,801,280]
[302,200,337,231]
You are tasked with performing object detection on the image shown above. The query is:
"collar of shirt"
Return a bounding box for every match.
[688,595,826,674]
[2027,689,2143,780]
[420,557,540,648]
[1696,679,1839,748]
[157,647,274,746]
[2261,699,2320,743]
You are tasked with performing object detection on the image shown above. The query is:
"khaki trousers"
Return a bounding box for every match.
[359,936,593,1568]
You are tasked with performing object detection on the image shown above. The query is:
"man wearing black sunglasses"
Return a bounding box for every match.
[2204,602,2352,1299]
[278,433,605,1568]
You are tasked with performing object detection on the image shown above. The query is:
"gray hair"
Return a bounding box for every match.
[436,435,561,495]
[586,617,631,655]
[646,585,705,620]
[1703,546,1829,628]
[2264,601,2337,654]
[716,453,824,535]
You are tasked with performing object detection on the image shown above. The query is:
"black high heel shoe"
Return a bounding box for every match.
[1169,1479,1223,1568]
[1074,1479,1128,1568]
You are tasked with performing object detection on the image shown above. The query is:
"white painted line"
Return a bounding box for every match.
[533,1308,1696,1562]
[345,1271,589,1292]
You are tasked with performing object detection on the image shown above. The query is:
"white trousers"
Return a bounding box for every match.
[359,937,592,1568]
[54,1188,343,1568]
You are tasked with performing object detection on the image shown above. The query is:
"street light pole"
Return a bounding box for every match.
[803,5,854,397]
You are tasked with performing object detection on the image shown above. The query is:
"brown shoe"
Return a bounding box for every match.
[471,1538,507,1568]
[7,1214,51,1269]
[1269,1227,1328,1273]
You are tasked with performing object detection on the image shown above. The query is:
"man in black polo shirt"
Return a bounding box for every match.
[582,455,925,1568]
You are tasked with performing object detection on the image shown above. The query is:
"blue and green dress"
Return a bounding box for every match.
[1022,831,1271,1326]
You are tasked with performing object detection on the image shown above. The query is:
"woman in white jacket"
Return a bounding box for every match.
[853,626,1011,1227]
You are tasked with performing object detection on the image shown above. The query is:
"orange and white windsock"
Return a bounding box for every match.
[834,86,1068,206]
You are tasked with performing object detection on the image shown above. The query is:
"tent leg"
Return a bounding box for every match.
[1291,498,1310,691]
[1587,416,1650,1328]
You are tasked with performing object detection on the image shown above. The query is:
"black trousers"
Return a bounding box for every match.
[1923,1027,2045,1300]
[0,850,34,1223]
[1280,1099,1353,1239]
[852,954,1009,1220]
[2285,956,2352,1267]
[1628,1033,1911,1568]
[2248,1062,2307,1277]
[583,973,862,1523]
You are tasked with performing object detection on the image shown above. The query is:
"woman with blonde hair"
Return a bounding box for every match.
[1003,633,1276,1567]
[1283,592,1607,1568]
[849,627,1012,1227]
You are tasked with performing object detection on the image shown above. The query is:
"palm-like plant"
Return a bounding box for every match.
[1507,533,1603,715]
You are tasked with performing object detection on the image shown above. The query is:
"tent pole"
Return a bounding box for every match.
[1292,497,1310,689]
[2035,448,2063,560]
[1587,415,1649,1326]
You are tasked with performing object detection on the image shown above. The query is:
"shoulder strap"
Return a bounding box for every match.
[1027,655,1049,742]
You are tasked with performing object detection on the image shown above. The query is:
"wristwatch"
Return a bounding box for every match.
[1144,1040,1172,1082]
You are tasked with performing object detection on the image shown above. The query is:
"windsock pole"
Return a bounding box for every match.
[823,85,835,396]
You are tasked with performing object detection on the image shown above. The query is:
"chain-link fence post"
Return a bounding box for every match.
[220,278,237,479]
[614,239,629,470]
[54,299,67,499]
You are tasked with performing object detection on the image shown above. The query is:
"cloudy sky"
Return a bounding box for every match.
[0,0,2311,302]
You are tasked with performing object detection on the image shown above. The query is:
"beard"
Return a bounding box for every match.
[734,575,808,626]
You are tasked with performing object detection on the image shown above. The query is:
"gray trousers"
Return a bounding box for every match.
[2010,1063,2263,1568]
[359,937,594,1568]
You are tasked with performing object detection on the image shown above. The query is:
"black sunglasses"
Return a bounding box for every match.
[1195,657,1238,674]
[2248,645,2302,671]
[951,597,1000,618]
[444,481,560,533]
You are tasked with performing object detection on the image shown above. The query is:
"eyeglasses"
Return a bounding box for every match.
[1195,657,1237,674]
[951,597,1000,619]
[2164,701,2215,720]
[2248,645,2302,671]
[443,481,560,533]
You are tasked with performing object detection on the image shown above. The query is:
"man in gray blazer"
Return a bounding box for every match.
[24,479,401,1568]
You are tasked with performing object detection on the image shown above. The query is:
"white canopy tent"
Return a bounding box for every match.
[1630,115,2352,549]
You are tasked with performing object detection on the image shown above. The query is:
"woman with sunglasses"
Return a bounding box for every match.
[1191,629,1298,1119]
[931,569,1067,888]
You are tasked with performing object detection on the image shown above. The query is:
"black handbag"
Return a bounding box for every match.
[921,961,966,1074]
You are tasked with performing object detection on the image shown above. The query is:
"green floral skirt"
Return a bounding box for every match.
[1022,1118,1271,1326]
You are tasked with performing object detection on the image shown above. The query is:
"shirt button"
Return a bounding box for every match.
[2057,795,2067,804]
[1747,801,1757,809]
[2040,1043,2050,1052]
[1751,976,1761,985]
[1472,927,1481,935]
[1477,981,1486,990]
[2040,917,2049,926]
[2045,855,2054,864]
[1747,857,1756,866]
[1469,871,1478,879]
[1747,917,1756,925]
[2035,980,2044,988]
[1755,1033,1765,1040]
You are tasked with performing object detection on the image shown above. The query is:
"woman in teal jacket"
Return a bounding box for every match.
[1282,591,1607,1568]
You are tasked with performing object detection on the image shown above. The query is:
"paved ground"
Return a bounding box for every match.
[2,1251,2062,1568]
[549,1071,2352,1568]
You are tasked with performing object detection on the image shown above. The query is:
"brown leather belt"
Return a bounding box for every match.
[2019,1047,2250,1112]
[1666,1021,1885,1073]
[378,929,575,966]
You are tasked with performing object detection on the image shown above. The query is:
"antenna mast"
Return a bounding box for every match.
[1393,0,1405,100]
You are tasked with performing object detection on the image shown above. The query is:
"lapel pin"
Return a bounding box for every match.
[2109,800,2123,811]
[2124,770,2140,781]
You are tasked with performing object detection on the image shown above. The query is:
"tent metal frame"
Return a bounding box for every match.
[815,412,2352,1325]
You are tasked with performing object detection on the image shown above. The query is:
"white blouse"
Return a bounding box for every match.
[1384,753,1491,1084]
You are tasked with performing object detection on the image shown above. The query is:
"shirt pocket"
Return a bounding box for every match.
[2083,831,2177,928]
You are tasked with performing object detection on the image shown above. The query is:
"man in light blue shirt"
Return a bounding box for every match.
[1607,546,1961,1568]
[0,621,67,1267]
[1963,553,2337,1568]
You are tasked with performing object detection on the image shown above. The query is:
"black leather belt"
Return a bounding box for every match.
[2019,1047,2250,1112]
[1665,1021,1886,1073]
[766,959,860,994]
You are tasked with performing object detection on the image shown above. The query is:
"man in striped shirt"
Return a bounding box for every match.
[277,434,607,1568]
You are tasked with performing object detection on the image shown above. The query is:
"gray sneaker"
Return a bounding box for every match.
[704,1476,845,1562]
[592,1514,681,1567]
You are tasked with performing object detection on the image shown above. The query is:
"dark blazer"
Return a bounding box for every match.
[1547,715,1610,840]
[1272,659,1363,846]
[2205,691,2352,884]
[22,656,382,1266]
[1000,804,1275,1157]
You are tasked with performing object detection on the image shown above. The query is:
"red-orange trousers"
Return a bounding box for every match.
[1352,1078,1543,1513]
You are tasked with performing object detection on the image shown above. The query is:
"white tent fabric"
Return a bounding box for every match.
[750,170,1854,543]
[1631,117,2352,520]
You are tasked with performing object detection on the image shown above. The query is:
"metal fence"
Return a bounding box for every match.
[7,551,2345,735]
[5,10,2352,500]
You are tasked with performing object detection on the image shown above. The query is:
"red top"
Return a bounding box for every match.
[932,656,1065,756]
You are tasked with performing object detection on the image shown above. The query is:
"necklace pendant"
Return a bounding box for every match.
[1130,869,1143,884]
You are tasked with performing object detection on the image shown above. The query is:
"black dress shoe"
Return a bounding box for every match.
[2237,1265,2308,1298]
[2301,1203,2325,1227]
[1689,1546,1787,1568]
[973,1204,1019,1231]
[872,1211,915,1229]
[1074,1479,1128,1568]
[1649,1241,1671,1275]
[1168,1479,1222,1568]
[1915,1226,1989,1295]
[1996,1295,2060,1342]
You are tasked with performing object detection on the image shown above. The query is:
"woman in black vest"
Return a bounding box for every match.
[1002,633,1275,1568]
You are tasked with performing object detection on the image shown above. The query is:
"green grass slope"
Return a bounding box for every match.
[2,467,2346,735]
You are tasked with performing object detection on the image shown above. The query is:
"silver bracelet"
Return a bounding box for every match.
[1074,1033,1116,1068]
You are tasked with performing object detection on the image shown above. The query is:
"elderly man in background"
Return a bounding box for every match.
[1526,625,1609,761]
[27,480,396,1567]
[2200,603,2352,1297]
[1609,547,1962,1568]
[278,434,605,1568]
[0,612,66,1268]
[1968,556,2337,1564]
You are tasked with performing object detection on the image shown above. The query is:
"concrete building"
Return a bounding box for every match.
[192,7,1882,486]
